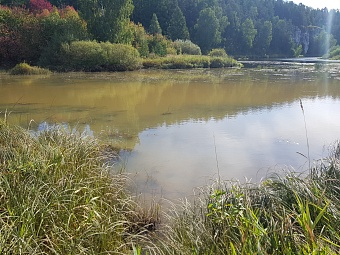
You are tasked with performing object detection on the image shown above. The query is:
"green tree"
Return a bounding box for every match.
[130,22,149,57]
[270,17,294,56]
[149,13,161,35]
[241,18,257,49]
[167,5,189,40]
[194,7,227,53]
[253,20,272,55]
[78,0,134,43]
[38,6,89,67]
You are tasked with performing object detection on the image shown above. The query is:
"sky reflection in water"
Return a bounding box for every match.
[125,98,340,198]
[1,67,340,199]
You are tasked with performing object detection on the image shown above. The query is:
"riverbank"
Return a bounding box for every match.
[4,53,242,75]
[1,120,340,254]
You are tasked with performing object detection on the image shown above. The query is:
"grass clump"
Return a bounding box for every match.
[8,63,51,75]
[157,147,340,254]
[142,54,241,69]
[0,119,159,254]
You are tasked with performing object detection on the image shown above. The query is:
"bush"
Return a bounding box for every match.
[173,40,202,55]
[60,41,141,71]
[147,34,170,57]
[329,46,340,59]
[130,22,149,57]
[209,48,228,57]
[61,40,105,71]
[101,42,142,71]
[8,63,51,75]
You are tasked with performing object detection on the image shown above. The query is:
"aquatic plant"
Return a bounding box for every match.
[8,63,51,75]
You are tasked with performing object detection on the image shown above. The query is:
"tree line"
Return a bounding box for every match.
[1,0,340,68]
[132,0,340,56]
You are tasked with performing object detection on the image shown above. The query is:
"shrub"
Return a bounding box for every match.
[60,40,141,71]
[130,22,149,57]
[329,46,340,59]
[209,48,228,57]
[209,57,228,68]
[100,42,142,71]
[173,39,202,55]
[147,34,170,57]
[166,46,177,55]
[8,62,51,75]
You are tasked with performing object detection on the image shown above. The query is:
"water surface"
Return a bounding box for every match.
[1,65,340,198]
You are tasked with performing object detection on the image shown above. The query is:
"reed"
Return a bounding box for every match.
[156,147,340,254]
[0,119,160,254]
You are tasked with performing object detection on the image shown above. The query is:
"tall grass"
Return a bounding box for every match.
[0,119,160,254]
[157,147,340,254]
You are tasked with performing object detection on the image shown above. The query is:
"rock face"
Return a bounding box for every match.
[293,27,309,54]
[293,26,326,55]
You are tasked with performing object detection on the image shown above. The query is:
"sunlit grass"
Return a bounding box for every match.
[0,119,160,254]
[142,54,242,69]
[157,147,340,254]
[8,63,52,75]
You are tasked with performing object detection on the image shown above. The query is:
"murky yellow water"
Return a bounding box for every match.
[1,66,340,198]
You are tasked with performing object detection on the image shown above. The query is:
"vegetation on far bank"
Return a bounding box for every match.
[329,45,340,60]
[7,45,241,74]
[8,62,51,75]
[1,119,340,254]
[2,0,340,71]
[142,51,242,70]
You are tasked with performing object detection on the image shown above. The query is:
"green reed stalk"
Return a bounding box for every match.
[299,99,311,172]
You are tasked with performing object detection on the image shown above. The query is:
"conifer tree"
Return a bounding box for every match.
[149,13,162,35]
[167,5,189,40]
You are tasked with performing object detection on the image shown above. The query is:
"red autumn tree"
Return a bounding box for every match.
[29,0,53,13]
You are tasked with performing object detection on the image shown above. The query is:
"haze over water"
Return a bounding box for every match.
[1,64,340,198]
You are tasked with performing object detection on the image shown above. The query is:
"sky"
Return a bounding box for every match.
[290,0,340,10]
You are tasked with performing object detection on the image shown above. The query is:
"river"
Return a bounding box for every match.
[1,63,340,198]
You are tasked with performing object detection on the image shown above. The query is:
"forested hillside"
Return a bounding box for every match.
[1,0,340,67]
[133,0,340,56]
